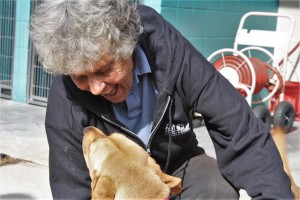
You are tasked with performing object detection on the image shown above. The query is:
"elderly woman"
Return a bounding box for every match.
[30,0,293,199]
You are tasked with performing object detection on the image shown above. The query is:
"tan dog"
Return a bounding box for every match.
[82,126,182,200]
[272,127,300,200]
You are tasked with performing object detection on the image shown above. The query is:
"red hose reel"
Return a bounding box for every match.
[213,55,283,96]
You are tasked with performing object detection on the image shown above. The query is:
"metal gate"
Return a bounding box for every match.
[28,0,54,106]
[28,51,54,106]
[0,0,16,99]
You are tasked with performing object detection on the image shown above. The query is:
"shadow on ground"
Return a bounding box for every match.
[0,193,34,199]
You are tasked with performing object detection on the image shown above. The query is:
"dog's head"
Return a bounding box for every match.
[82,126,112,178]
[82,126,182,199]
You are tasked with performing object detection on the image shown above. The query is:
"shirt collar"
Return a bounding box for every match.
[132,46,152,84]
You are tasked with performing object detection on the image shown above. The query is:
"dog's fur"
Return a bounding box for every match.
[82,126,182,200]
[272,127,300,200]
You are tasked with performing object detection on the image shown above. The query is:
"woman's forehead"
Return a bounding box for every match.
[72,54,115,75]
[94,54,114,67]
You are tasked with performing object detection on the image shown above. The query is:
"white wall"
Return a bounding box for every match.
[275,0,300,82]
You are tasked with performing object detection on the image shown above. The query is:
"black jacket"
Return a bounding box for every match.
[45,5,293,199]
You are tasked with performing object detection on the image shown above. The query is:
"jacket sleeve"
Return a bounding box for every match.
[179,42,293,198]
[139,6,294,199]
[45,75,91,199]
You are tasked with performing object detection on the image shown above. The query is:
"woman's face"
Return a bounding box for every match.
[70,54,133,103]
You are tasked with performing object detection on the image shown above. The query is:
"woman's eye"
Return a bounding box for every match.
[95,68,111,76]
[95,70,104,75]
[94,62,114,75]
[75,75,87,82]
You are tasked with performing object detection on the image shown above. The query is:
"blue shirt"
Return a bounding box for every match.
[112,46,158,144]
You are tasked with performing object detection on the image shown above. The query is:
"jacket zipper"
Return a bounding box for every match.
[146,96,171,154]
[100,115,147,150]
[99,95,170,155]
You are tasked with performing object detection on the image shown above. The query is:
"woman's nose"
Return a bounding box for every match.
[88,77,106,95]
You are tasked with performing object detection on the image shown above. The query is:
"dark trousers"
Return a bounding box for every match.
[170,154,239,200]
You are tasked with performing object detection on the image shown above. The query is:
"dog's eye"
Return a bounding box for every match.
[88,138,97,145]
[92,137,100,143]
[93,170,97,176]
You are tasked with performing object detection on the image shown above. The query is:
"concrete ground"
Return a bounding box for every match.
[0,98,299,199]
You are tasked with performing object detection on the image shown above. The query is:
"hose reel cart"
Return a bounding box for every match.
[207,12,298,132]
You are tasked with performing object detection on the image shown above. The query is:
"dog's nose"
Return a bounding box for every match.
[82,127,98,147]
[82,126,107,139]
[83,126,96,135]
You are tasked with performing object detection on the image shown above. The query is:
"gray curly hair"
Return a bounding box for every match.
[30,0,143,74]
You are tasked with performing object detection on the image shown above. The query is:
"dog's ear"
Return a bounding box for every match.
[91,175,116,200]
[147,156,182,195]
[160,174,182,195]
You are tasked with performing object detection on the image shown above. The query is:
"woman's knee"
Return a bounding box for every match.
[170,154,239,199]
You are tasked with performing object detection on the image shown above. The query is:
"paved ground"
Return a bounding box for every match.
[0,98,299,199]
[0,99,50,199]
